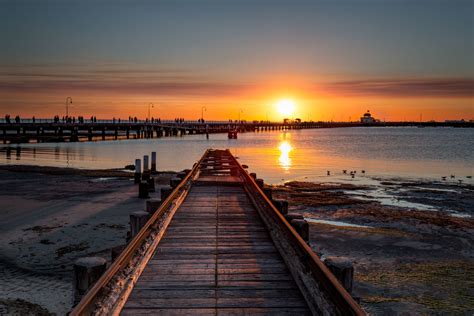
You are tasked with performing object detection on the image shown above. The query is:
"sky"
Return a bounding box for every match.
[0,0,472,121]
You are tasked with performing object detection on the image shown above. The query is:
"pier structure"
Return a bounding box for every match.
[71,149,365,315]
[1,119,472,144]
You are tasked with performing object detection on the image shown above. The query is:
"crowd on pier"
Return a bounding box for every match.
[3,114,200,124]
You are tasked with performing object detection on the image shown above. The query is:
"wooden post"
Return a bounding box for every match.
[73,257,107,305]
[134,159,141,184]
[263,187,272,200]
[170,177,181,188]
[111,245,126,262]
[176,171,187,180]
[272,199,289,215]
[290,219,309,242]
[151,151,157,172]
[250,172,257,180]
[256,178,264,189]
[146,198,162,216]
[284,212,304,222]
[138,181,149,198]
[143,155,149,172]
[130,211,149,238]
[147,177,155,192]
[324,257,354,293]
[160,185,173,201]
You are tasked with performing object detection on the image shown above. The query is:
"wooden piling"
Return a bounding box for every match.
[170,177,181,188]
[285,212,304,222]
[134,159,141,184]
[146,198,162,216]
[324,257,354,293]
[160,185,173,201]
[256,178,264,189]
[272,199,289,215]
[111,245,126,262]
[151,152,157,172]
[73,257,107,305]
[143,155,149,172]
[263,187,273,200]
[138,181,149,198]
[130,211,149,239]
[291,219,309,242]
[147,177,155,192]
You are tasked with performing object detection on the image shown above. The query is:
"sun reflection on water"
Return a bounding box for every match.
[278,141,293,171]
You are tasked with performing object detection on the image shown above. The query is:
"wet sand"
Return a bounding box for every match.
[0,165,175,315]
[0,165,473,315]
[272,181,474,315]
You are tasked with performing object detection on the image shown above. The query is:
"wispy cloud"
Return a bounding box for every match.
[0,65,249,96]
[321,78,474,98]
[0,64,472,98]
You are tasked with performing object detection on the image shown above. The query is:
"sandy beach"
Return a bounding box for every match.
[0,165,473,315]
[0,165,175,315]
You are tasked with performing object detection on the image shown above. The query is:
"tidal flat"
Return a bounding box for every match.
[0,165,472,315]
[273,181,474,315]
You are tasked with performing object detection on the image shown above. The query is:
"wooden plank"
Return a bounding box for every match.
[125,298,215,308]
[129,289,215,299]
[122,308,216,316]
[216,308,311,316]
[218,274,294,281]
[217,297,307,308]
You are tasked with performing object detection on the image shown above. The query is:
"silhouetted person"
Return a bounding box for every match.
[32,116,35,123]
[15,115,20,123]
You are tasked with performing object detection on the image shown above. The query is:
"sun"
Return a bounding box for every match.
[276,99,295,117]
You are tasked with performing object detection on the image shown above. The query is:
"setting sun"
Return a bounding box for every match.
[276,99,296,117]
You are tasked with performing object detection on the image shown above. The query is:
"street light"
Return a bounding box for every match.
[65,97,72,117]
[201,106,207,121]
[148,103,154,121]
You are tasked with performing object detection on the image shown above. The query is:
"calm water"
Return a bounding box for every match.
[1,127,473,184]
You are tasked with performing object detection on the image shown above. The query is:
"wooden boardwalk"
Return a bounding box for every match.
[122,183,310,315]
[71,149,365,316]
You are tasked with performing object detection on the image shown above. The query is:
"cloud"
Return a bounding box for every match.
[0,64,472,98]
[0,65,249,96]
[321,78,474,98]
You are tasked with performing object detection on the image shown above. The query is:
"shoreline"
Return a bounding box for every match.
[0,164,472,314]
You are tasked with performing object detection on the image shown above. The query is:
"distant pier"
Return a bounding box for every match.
[1,119,472,144]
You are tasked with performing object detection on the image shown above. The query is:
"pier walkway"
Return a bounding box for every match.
[71,150,365,315]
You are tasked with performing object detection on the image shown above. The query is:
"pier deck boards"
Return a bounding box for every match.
[122,182,311,315]
[71,149,365,316]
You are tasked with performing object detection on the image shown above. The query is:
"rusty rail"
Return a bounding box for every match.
[228,149,365,315]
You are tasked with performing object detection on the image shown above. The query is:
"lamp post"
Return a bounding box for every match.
[148,103,154,121]
[201,106,207,122]
[65,97,72,118]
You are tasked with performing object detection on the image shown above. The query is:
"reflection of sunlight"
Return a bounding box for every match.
[278,141,293,171]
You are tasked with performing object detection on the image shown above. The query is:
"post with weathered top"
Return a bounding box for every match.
[146,198,162,216]
[161,185,173,201]
[170,177,181,188]
[290,219,309,242]
[324,257,354,293]
[134,159,141,184]
[73,257,107,305]
[130,211,149,239]
[143,155,149,172]
[256,178,264,190]
[151,151,157,173]
[272,199,289,215]
[139,181,149,198]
